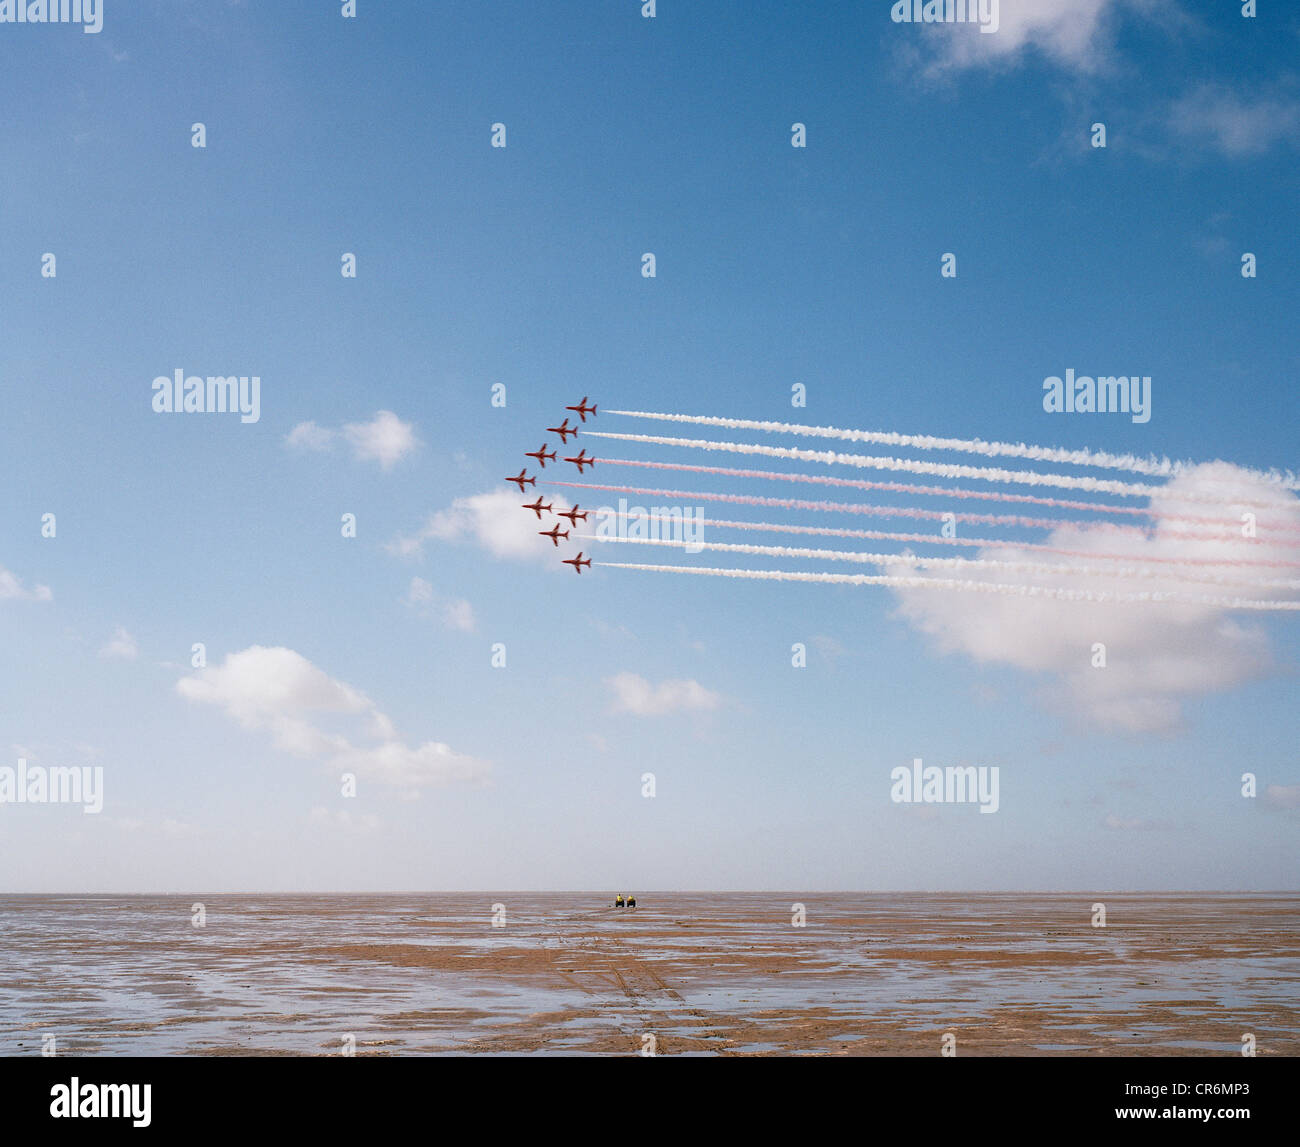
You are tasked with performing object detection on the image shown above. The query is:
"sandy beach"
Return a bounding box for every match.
[2,893,1295,1056]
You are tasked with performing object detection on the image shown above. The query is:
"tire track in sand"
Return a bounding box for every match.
[544,914,739,1055]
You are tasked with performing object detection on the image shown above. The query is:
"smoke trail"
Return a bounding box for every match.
[583,431,1292,507]
[597,457,1299,538]
[599,510,1300,570]
[606,409,1300,492]
[583,533,1300,591]
[597,562,1300,611]
[556,479,1135,531]
[552,481,1300,567]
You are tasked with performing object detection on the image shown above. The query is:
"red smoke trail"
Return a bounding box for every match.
[549,481,1300,568]
[592,457,1300,538]
[614,513,1290,568]
[603,507,1294,569]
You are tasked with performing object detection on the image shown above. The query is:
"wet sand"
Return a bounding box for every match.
[1,893,1295,1055]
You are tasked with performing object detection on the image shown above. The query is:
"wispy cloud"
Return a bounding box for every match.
[606,672,722,716]
[99,626,139,661]
[284,420,335,451]
[308,806,381,834]
[402,577,476,632]
[810,634,849,665]
[902,0,1128,77]
[1263,784,1300,811]
[0,566,52,603]
[107,816,203,838]
[285,410,421,470]
[897,1,1300,167]
[1103,814,1173,831]
[1169,85,1300,157]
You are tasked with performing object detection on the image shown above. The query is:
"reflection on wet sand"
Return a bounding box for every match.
[2,893,1295,1056]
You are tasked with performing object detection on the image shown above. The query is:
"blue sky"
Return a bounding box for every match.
[1,0,1297,891]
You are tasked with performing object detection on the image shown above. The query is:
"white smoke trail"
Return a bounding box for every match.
[556,478,1089,529]
[584,431,1292,507]
[602,509,1300,570]
[681,515,1235,563]
[552,481,1300,567]
[597,561,1300,611]
[606,409,1300,492]
[583,533,1300,592]
[597,457,1299,538]
[600,457,1143,518]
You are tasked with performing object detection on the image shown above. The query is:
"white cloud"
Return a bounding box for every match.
[285,410,420,470]
[176,645,370,754]
[589,617,636,641]
[388,488,575,562]
[0,566,52,603]
[1263,785,1300,811]
[899,4,1299,162]
[890,463,1300,735]
[402,577,476,632]
[1104,814,1171,831]
[161,818,199,838]
[331,740,486,789]
[176,645,486,788]
[811,634,849,664]
[106,816,201,838]
[441,598,476,633]
[99,626,139,661]
[308,806,381,834]
[343,410,420,470]
[406,576,434,605]
[1169,86,1300,157]
[285,420,336,451]
[607,672,722,716]
[905,0,1122,76]
[11,741,100,766]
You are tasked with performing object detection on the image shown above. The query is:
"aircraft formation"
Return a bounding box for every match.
[497,399,1300,617]
[506,398,598,573]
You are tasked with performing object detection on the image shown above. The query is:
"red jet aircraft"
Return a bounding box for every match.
[506,469,535,492]
[556,504,588,526]
[563,448,595,473]
[521,496,552,519]
[524,444,557,468]
[565,396,597,422]
[539,524,570,547]
[562,552,592,573]
[546,418,577,443]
